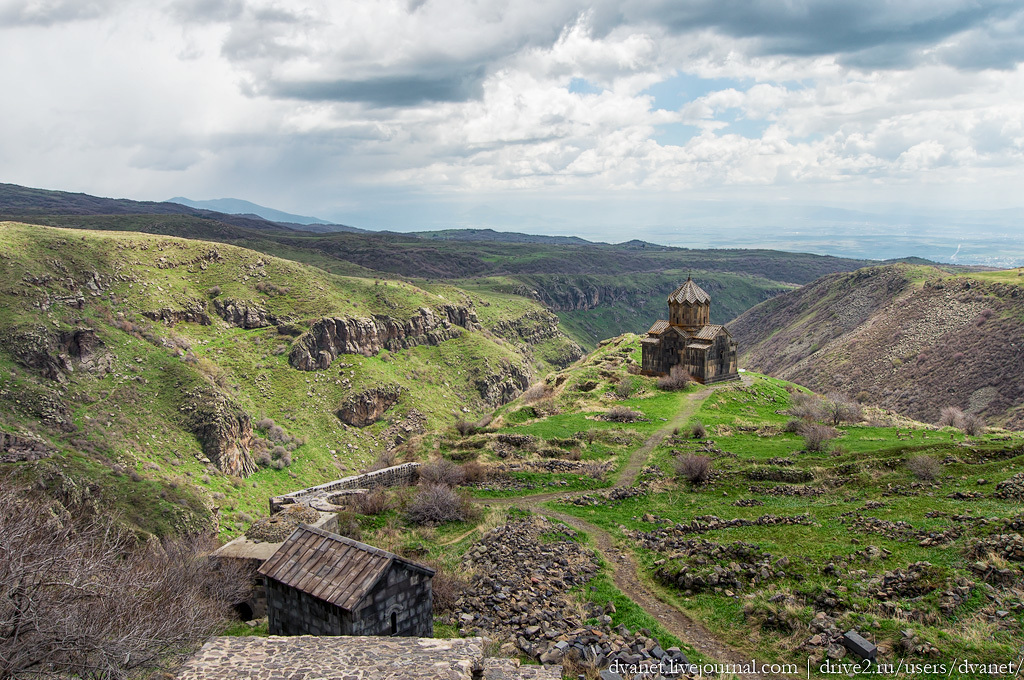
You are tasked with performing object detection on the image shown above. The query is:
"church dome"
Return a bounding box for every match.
[667,276,710,305]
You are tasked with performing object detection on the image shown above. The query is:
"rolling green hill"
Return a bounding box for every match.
[0,222,582,539]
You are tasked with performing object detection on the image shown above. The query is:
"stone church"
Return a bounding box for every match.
[640,276,739,384]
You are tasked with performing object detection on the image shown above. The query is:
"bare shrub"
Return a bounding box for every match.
[255,449,273,467]
[334,511,362,540]
[789,392,824,421]
[206,285,222,298]
[454,419,477,436]
[824,393,863,426]
[424,561,469,614]
[675,454,712,484]
[366,449,397,472]
[521,383,549,403]
[906,455,941,482]
[0,483,249,680]
[690,420,707,439]
[799,423,838,452]
[475,413,494,430]
[938,406,964,428]
[406,484,476,526]
[581,462,606,479]
[615,377,636,399]
[657,365,692,391]
[782,419,802,433]
[267,425,287,442]
[604,406,643,423]
[460,461,488,484]
[418,459,466,488]
[255,417,275,430]
[961,413,986,436]
[355,489,392,515]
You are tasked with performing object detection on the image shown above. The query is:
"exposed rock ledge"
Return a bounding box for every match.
[3,327,105,382]
[213,298,277,329]
[289,305,480,371]
[475,360,531,406]
[179,386,257,478]
[336,385,403,427]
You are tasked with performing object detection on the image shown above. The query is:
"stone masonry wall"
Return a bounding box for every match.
[350,563,433,638]
[265,579,344,636]
[269,463,420,513]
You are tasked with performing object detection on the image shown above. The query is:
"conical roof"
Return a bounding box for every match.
[667,276,710,305]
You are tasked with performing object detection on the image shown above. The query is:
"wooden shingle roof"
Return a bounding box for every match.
[667,277,711,305]
[257,524,434,610]
[692,324,727,341]
[646,320,670,335]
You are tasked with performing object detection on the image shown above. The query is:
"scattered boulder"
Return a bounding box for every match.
[336,385,402,427]
[179,386,257,477]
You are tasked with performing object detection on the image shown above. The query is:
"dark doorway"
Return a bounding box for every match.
[390,612,397,635]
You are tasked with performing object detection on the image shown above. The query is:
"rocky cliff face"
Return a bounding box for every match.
[178,386,257,477]
[289,305,480,371]
[532,282,655,312]
[3,327,104,382]
[491,310,584,368]
[336,385,403,427]
[213,297,277,329]
[475,360,532,406]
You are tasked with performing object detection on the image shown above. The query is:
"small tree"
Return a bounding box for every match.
[406,484,476,526]
[615,377,636,399]
[824,393,862,427]
[675,454,712,484]
[961,413,986,436]
[938,406,965,428]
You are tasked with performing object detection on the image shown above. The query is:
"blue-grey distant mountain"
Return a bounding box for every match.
[168,197,330,226]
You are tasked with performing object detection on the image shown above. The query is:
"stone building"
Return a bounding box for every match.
[258,524,434,637]
[640,276,739,383]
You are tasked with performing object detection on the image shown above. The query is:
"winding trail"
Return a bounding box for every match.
[478,379,783,679]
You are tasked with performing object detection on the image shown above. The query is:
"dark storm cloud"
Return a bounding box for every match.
[266,67,488,107]
[0,0,118,27]
[594,0,1023,68]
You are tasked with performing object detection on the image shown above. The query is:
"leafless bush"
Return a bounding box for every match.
[674,454,712,484]
[824,393,863,426]
[454,419,477,436]
[799,422,839,452]
[782,418,802,433]
[615,377,636,399]
[690,420,707,439]
[267,425,288,442]
[418,459,466,488]
[366,449,397,472]
[961,413,986,436]
[460,461,488,484]
[789,392,825,421]
[604,406,643,423]
[206,285,222,297]
[355,489,392,515]
[657,365,692,391]
[424,561,469,614]
[0,483,249,680]
[255,417,275,430]
[938,406,964,428]
[581,462,607,480]
[406,484,477,526]
[906,455,941,482]
[521,383,549,403]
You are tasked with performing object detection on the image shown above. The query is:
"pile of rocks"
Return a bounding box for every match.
[898,630,941,658]
[653,539,787,595]
[841,515,916,541]
[994,473,1024,500]
[627,514,814,546]
[947,491,984,500]
[747,484,826,497]
[732,499,764,507]
[498,459,613,475]
[246,504,319,542]
[449,518,689,675]
[746,467,814,483]
[564,486,647,507]
[966,533,1024,561]
[765,457,795,466]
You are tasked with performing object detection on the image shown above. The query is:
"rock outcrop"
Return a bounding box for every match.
[336,385,403,427]
[179,386,257,477]
[143,300,212,326]
[3,327,103,382]
[213,298,276,329]
[491,311,584,368]
[289,305,480,371]
[475,360,531,406]
[0,431,53,463]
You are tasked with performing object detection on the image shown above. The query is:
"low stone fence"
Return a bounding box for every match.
[269,462,420,513]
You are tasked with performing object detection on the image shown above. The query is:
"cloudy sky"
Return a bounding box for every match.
[2,0,1024,258]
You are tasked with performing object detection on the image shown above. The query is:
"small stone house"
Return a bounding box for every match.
[258,524,434,637]
[640,276,739,383]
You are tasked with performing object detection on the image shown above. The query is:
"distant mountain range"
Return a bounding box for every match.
[167,197,332,226]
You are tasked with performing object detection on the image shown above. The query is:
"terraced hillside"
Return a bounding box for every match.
[0,222,581,538]
[729,264,1024,428]
[313,334,1024,679]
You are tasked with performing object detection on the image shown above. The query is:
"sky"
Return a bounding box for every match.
[2,0,1024,263]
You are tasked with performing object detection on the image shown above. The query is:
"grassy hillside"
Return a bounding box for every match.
[336,334,1024,678]
[0,222,581,539]
[730,263,1024,428]
[0,183,888,349]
